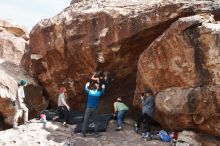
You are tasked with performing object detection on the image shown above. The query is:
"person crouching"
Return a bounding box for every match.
[113,97,129,131]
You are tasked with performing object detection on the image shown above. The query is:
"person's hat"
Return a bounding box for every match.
[117,97,122,101]
[59,87,66,93]
[20,79,28,86]
[144,88,153,94]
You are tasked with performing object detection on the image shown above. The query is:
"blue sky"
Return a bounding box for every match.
[0,0,71,31]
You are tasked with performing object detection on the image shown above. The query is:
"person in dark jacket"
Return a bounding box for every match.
[82,80,105,138]
[134,88,155,136]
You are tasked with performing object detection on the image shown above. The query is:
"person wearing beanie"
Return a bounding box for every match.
[134,88,155,138]
[113,97,129,131]
[13,79,29,129]
[57,87,70,127]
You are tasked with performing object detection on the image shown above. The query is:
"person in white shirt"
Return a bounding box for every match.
[13,79,29,129]
[57,87,70,127]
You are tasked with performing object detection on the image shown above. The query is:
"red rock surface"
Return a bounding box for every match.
[0,18,48,129]
[155,86,220,137]
[135,14,219,93]
[0,18,29,65]
[135,14,220,136]
[0,30,29,65]
[0,18,29,40]
[0,60,48,128]
[28,0,220,113]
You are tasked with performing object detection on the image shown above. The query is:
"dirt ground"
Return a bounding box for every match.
[0,119,170,146]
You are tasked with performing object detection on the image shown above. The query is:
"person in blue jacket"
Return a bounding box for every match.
[82,80,105,138]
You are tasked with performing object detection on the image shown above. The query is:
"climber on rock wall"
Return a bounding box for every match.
[91,70,113,91]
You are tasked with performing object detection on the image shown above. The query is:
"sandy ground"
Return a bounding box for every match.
[0,119,170,146]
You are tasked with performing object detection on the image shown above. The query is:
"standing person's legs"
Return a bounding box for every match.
[143,114,151,133]
[13,106,20,128]
[20,103,28,123]
[91,108,99,135]
[122,110,128,122]
[63,106,69,123]
[57,106,63,120]
[136,111,144,129]
[82,108,92,136]
[134,111,144,133]
[117,110,125,128]
[116,110,127,131]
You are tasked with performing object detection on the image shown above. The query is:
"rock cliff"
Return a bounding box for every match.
[26,0,220,137]
[0,60,48,127]
[0,18,29,40]
[134,13,220,137]
[0,18,29,65]
[0,19,48,130]
[28,0,220,110]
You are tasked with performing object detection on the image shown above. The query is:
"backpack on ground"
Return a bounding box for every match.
[159,130,171,142]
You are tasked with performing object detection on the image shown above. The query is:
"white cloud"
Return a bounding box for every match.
[0,0,71,31]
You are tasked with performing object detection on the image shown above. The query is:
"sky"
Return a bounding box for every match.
[0,0,71,31]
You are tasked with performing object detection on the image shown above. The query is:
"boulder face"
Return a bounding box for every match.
[0,18,29,40]
[0,30,29,65]
[135,14,220,136]
[0,60,48,128]
[155,86,220,137]
[28,0,220,111]
[135,14,220,93]
[0,18,48,130]
[0,18,29,65]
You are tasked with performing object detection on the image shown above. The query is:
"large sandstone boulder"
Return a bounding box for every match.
[0,18,29,40]
[135,14,220,136]
[135,14,219,94]
[0,18,49,130]
[28,0,220,111]
[0,60,48,128]
[176,131,220,146]
[70,0,85,4]
[0,30,29,65]
[0,18,30,65]
[156,86,220,137]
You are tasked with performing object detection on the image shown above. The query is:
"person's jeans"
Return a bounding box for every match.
[58,106,69,123]
[117,110,128,127]
[82,108,99,134]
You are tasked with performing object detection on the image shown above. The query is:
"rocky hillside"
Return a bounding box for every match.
[0,0,219,144]
[135,13,220,137]
[25,0,220,137]
[0,18,48,130]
